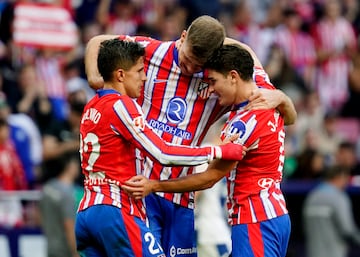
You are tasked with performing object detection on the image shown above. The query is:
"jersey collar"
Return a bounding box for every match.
[97,89,120,97]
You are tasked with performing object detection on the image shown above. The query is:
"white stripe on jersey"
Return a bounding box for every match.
[110,184,121,207]
[94,186,104,205]
[113,99,212,166]
[142,41,173,122]
[83,187,91,210]
[260,189,277,219]
[249,199,257,223]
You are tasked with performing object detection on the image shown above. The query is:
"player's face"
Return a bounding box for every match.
[124,56,147,98]
[178,34,203,75]
[207,69,236,106]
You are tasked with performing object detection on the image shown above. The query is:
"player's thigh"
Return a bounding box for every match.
[76,205,165,257]
[231,215,291,257]
[146,195,197,257]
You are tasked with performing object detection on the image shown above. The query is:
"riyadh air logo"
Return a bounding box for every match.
[258,178,274,189]
[166,97,186,124]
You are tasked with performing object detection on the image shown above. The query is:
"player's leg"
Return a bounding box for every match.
[76,205,165,257]
[146,194,197,257]
[231,214,291,257]
[144,193,164,243]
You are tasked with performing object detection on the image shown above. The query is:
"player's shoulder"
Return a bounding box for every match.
[253,66,275,90]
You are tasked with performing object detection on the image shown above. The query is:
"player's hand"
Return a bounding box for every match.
[122,175,153,200]
[218,142,247,161]
[245,88,281,111]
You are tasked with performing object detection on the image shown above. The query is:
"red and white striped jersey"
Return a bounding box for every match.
[118,35,230,208]
[77,89,217,218]
[221,68,288,225]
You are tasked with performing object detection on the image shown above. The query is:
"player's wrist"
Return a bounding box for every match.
[211,146,223,160]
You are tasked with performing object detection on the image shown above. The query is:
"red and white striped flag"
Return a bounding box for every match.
[13,3,78,49]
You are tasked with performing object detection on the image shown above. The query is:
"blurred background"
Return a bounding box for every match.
[0,0,359,257]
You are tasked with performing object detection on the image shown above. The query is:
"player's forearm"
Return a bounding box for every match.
[151,160,236,193]
[275,89,297,125]
[151,173,215,193]
[85,35,118,89]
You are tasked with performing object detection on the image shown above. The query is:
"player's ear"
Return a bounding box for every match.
[180,30,187,43]
[230,70,238,82]
[115,68,126,82]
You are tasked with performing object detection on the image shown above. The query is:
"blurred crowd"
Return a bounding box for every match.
[0,0,359,230]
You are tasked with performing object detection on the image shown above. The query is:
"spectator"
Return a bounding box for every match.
[310,0,357,114]
[273,7,317,90]
[34,48,69,122]
[0,117,28,227]
[39,152,80,257]
[292,146,325,180]
[0,92,43,188]
[335,141,360,176]
[303,165,360,257]
[15,64,52,134]
[97,0,138,36]
[41,100,84,184]
[341,51,360,119]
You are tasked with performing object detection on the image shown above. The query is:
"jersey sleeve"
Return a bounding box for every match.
[253,66,276,89]
[111,97,215,166]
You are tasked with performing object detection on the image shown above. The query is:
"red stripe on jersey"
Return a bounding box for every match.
[251,195,268,222]
[268,186,287,217]
[122,209,143,257]
[248,223,264,257]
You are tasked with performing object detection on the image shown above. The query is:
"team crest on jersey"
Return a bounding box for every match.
[133,116,145,131]
[166,97,187,124]
[222,114,257,144]
[197,80,210,99]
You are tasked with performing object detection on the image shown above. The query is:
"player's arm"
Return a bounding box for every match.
[246,88,297,125]
[122,159,237,199]
[223,37,297,125]
[114,98,246,166]
[85,34,119,89]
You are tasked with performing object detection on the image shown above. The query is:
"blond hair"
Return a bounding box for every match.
[186,15,225,64]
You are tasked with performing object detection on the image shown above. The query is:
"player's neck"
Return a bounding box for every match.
[234,81,256,105]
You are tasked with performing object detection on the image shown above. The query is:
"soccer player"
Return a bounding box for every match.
[85,15,296,257]
[122,44,291,257]
[75,38,246,257]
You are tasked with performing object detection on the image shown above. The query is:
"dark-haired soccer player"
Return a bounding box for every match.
[85,15,296,257]
[75,39,245,257]
[123,44,291,257]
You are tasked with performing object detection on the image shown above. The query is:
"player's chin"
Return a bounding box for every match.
[218,96,227,106]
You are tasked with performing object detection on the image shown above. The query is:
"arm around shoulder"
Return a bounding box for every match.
[85,35,119,89]
[275,89,297,125]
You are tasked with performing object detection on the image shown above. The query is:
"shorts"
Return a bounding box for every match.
[145,194,197,257]
[231,214,291,257]
[75,204,165,257]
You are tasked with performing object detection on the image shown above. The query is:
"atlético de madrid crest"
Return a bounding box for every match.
[197,80,210,99]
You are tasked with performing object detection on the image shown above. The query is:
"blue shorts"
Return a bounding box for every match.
[231,214,291,257]
[75,205,165,257]
[145,194,197,257]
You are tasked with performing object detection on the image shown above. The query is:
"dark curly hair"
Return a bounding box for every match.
[204,44,254,81]
[97,38,145,82]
